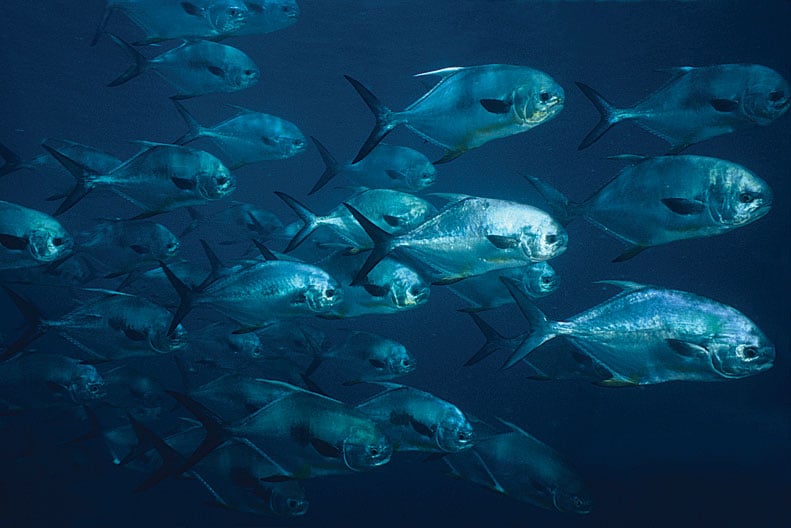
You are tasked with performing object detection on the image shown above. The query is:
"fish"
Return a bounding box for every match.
[172,100,306,169]
[186,374,303,421]
[526,155,773,262]
[2,287,188,362]
[99,364,171,421]
[0,354,105,413]
[168,382,393,478]
[308,137,436,195]
[345,195,567,286]
[444,419,592,514]
[275,188,437,253]
[0,139,122,179]
[356,383,474,453]
[577,64,790,152]
[494,278,775,384]
[345,64,564,163]
[42,140,235,217]
[160,256,342,333]
[317,251,430,318]
[304,331,416,385]
[107,36,259,99]
[231,0,299,37]
[0,200,73,270]
[92,0,252,45]
[180,202,283,244]
[448,262,559,312]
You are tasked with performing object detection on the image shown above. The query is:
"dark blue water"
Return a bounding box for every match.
[1,1,789,526]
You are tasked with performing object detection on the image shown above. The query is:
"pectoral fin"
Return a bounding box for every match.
[486,234,520,249]
[382,215,401,227]
[362,283,389,297]
[710,99,739,112]
[665,338,709,358]
[480,98,512,114]
[208,66,226,78]
[129,244,150,254]
[310,437,342,458]
[0,233,28,250]
[661,198,705,215]
[171,177,196,190]
[410,418,434,439]
[612,245,647,263]
[180,2,201,16]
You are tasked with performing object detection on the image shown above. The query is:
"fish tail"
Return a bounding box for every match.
[107,33,148,87]
[575,81,623,150]
[165,390,230,474]
[89,4,114,46]
[124,413,187,492]
[308,136,341,195]
[158,261,196,334]
[274,191,321,252]
[1,286,48,361]
[0,142,23,178]
[171,98,203,145]
[344,75,401,163]
[196,239,225,289]
[523,175,579,226]
[40,139,99,215]
[465,313,511,366]
[499,277,557,369]
[342,203,396,286]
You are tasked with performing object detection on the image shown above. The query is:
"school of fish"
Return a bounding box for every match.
[0,0,787,520]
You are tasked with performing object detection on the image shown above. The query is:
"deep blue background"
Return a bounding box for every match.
[1,1,789,526]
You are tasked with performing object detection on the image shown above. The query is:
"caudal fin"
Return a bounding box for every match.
[342,203,396,286]
[90,5,114,46]
[124,414,188,492]
[41,140,99,215]
[575,82,622,150]
[166,390,231,475]
[107,34,148,87]
[465,313,513,366]
[0,142,24,178]
[344,75,401,163]
[171,98,203,145]
[499,277,556,369]
[274,191,320,253]
[308,137,341,195]
[1,286,48,361]
[158,261,196,334]
[523,175,579,226]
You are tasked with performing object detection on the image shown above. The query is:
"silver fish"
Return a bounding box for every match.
[448,262,559,312]
[108,36,259,99]
[444,419,592,514]
[577,64,790,152]
[43,140,235,217]
[173,100,306,169]
[527,154,772,261]
[309,137,436,194]
[231,0,299,37]
[180,202,282,244]
[346,195,567,285]
[356,383,474,453]
[0,201,73,270]
[346,64,564,163]
[496,279,775,384]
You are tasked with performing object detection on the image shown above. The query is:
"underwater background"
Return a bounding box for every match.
[0,0,789,526]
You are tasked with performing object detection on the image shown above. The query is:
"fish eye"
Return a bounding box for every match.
[742,346,758,359]
[293,138,304,147]
[769,90,784,102]
[409,286,422,296]
[89,384,99,393]
[287,499,299,510]
[544,234,558,244]
[324,289,335,298]
[244,69,254,76]
[368,446,379,456]
[401,359,411,367]
[539,91,550,102]
[739,192,754,204]
[52,237,65,246]
[281,5,291,12]
[541,276,552,284]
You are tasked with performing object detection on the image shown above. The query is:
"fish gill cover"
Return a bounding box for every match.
[0,1,789,527]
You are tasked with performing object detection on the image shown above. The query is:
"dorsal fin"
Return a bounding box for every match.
[413,67,466,78]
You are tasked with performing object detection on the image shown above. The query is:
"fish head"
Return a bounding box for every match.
[435,408,474,452]
[742,66,790,125]
[513,75,565,125]
[379,342,416,376]
[552,488,594,515]
[342,426,393,471]
[270,127,307,158]
[69,364,107,402]
[196,159,236,200]
[708,324,775,379]
[258,0,301,23]
[227,331,266,358]
[147,223,181,261]
[27,226,73,263]
[267,482,309,517]
[403,160,437,191]
[710,164,772,226]
[301,272,343,313]
[150,323,189,354]
[208,0,250,33]
[228,58,260,90]
[381,263,430,309]
[520,216,568,262]
[517,261,560,298]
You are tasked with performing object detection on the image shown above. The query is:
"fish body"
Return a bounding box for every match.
[315,332,416,384]
[356,384,473,453]
[346,64,564,163]
[444,420,592,514]
[232,0,299,36]
[108,37,259,99]
[43,141,235,216]
[347,196,567,285]
[309,138,436,194]
[577,64,790,151]
[188,374,301,421]
[181,202,282,245]
[0,201,73,269]
[501,280,775,384]
[528,155,772,261]
[448,262,559,311]
[173,101,306,169]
